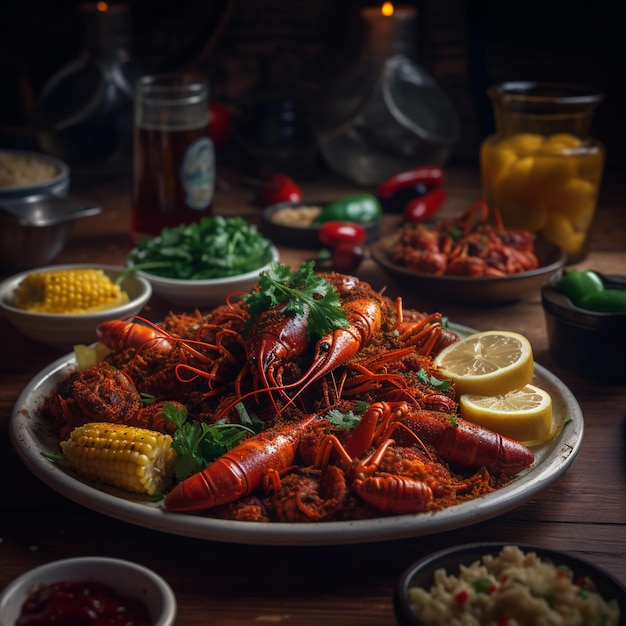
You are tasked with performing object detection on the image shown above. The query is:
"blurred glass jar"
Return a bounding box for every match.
[480,82,604,263]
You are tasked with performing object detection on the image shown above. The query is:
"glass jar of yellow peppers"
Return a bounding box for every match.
[480,82,604,262]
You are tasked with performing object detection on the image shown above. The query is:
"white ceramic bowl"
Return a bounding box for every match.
[136,244,280,307]
[0,263,152,350]
[0,556,176,626]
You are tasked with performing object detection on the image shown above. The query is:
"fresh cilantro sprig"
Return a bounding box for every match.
[243,261,348,340]
[417,368,451,392]
[162,402,254,481]
[325,408,361,429]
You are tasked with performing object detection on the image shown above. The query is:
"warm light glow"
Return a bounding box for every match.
[96,1,108,11]
[381,2,394,16]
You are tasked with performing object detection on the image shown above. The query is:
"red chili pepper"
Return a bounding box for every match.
[454,590,469,607]
[403,185,446,222]
[377,166,444,199]
[260,173,303,206]
[331,242,366,273]
[208,101,231,150]
[318,221,367,247]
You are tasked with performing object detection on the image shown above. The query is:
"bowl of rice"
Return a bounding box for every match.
[395,543,624,626]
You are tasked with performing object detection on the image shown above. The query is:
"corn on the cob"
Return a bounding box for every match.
[60,422,177,496]
[12,269,129,314]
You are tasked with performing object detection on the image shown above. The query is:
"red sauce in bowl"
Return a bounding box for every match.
[16,581,152,626]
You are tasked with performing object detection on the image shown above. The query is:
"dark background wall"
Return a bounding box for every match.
[0,0,622,172]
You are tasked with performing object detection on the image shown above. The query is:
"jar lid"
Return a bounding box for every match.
[489,82,604,107]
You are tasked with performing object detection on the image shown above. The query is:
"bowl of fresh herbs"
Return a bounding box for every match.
[126,216,279,307]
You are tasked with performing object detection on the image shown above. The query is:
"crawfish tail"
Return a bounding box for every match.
[397,409,534,476]
[163,414,321,512]
[353,475,433,514]
[97,319,172,352]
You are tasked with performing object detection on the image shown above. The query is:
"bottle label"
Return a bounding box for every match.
[180,137,215,209]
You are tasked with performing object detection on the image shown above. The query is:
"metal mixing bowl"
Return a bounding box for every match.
[0,149,100,270]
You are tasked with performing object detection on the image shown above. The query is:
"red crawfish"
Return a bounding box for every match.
[96,318,223,387]
[286,297,384,405]
[310,401,436,515]
[241,304,309,409]
[163,413,324,512]
[97,318,173,352]
[391,402,535,475]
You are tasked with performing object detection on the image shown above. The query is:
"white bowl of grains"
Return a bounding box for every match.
[394,543,624,626]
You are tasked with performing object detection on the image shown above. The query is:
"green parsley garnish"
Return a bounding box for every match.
[122,216,274,281]
[417,368,451,392]
[162,402,254,481]
[325,408,361,429]
[471,578,493,594]
[243,261,348,340]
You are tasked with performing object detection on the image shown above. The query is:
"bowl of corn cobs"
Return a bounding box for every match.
[0,264,152,350]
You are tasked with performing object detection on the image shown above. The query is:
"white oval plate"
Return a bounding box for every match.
[10,325,583,546]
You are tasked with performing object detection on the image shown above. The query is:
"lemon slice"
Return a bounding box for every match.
[432,330,534,396]
[459,384,553,443]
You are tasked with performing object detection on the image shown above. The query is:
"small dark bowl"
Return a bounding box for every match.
[395,543,626,626]
[541,273,626,383]
[261,201,380,248]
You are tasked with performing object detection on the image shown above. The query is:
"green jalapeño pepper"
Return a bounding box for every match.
[555,269,626,312]
[313,193,382,225]
[578,289,626,312]
[555,269,604,305]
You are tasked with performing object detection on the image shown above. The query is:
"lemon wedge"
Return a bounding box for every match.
[459,384,553,443]
[432,330,534,397]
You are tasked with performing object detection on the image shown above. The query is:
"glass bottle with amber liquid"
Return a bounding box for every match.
[131,73,215,241]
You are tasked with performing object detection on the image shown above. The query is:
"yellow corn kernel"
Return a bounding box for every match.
[12,269,129,314]
[60,422,177,495]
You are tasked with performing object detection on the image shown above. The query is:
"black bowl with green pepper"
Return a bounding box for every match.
[261,196,381,249]
[541,270,626,383]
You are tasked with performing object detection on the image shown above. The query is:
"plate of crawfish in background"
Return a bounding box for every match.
[10,261,583,545]
[371,201,567,305]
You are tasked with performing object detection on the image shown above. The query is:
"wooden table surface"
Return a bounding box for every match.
[1,165,625,625]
